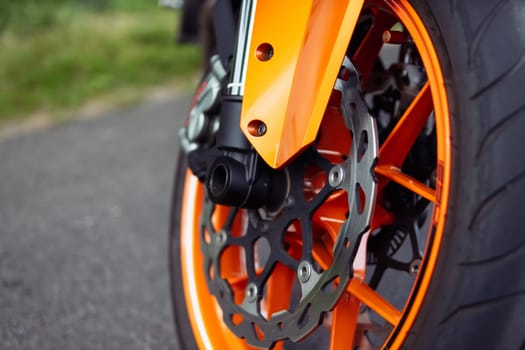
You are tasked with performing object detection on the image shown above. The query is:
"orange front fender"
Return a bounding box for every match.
[240,0,365,168]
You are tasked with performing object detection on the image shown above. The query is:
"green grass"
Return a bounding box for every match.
[0,1,201,122]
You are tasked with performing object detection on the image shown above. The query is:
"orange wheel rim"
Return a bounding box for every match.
[179,0,451,349]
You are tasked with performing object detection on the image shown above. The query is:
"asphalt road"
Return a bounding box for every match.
[0,96,189,350]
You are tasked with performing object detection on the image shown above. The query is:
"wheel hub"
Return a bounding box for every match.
[199,57,379,348]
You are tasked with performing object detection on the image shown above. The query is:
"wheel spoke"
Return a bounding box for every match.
[352,11,397,85]
[348,231,401,325]
[313,190,348,240]
[375,165,436,202]
[265,263,295,318]
[312,239,334,270]
[379,82,433,168]
[273,341,285,350]
[227,267,264,288]
[330,292,361,350]
[371,203,395,230]
[348,279,401,325]
[353,231,370,281]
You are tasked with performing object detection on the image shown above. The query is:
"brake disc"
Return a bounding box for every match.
[199,57,379,348]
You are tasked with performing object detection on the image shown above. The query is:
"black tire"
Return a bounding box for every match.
[169,154,200,350]
[401,1,525,349]
[170,0,525,349]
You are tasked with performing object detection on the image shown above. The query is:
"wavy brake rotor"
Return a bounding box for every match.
[198,58,379,348]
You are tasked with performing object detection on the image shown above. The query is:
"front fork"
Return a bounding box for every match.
[180,0,286,209]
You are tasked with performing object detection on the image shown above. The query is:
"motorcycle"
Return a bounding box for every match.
[169,0,525,349]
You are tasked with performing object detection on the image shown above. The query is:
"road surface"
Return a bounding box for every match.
[0,96,188,350]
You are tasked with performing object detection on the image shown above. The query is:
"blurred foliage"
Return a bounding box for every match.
[0,0,157,33]
[0,0,201,121]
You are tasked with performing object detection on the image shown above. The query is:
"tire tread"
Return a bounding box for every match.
[405,0,525,348]
[468,169,525,231]
[441,289,525,324]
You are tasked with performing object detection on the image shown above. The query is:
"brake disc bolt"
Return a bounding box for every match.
[409,259,422,276]
[246,283,258,303]
[217,230,227,244]
[329,165,345,188]
[298,261,312,283]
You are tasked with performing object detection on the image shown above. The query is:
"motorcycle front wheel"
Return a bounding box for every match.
[170,0,525,349]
